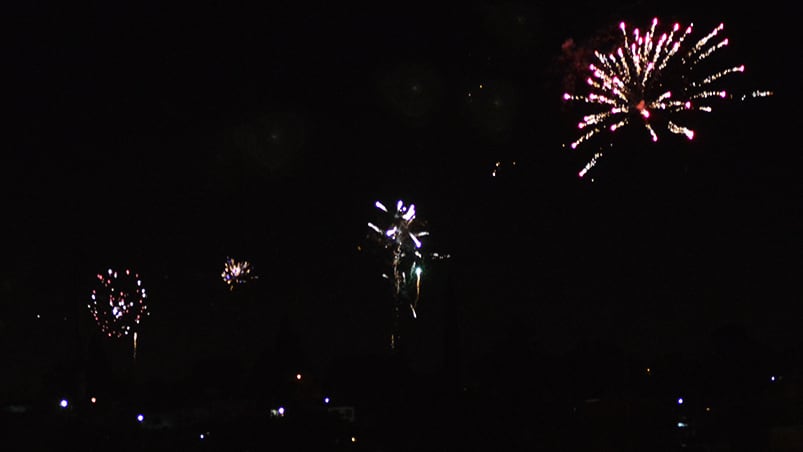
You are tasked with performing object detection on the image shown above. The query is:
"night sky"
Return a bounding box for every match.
[3,0,800,402]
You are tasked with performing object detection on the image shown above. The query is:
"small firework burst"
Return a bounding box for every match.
[88,267,149,358]
[221,257,256,291]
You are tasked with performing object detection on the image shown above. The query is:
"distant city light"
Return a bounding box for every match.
[137,414,144,422]
[677,421,688,428]
[324,397,330,404]
[771,376,776,382]
[351,436,356,443]
[59,399,68,408]
[677,397,684,405]
[296,373,302,380]
[90,397,97,404]
[278,407,285,416]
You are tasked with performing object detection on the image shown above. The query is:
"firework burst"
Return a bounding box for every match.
[367,200,429,349]
[221,257,256,291]
[88,268,149,359]
[562,17,773,178]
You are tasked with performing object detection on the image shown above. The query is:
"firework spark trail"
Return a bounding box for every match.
[563,17,773,178]
[88,268,149,359]
[411,264,422,319]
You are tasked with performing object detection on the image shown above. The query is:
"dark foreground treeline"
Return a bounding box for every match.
[5,322,803,452]
[4,365,803,452]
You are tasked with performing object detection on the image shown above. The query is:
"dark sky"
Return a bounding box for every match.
[3,1,799,393]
